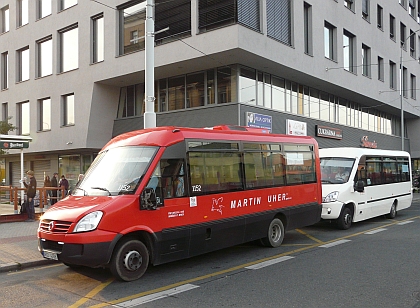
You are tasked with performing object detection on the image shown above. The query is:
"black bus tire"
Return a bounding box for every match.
[259,218,285,248]
[110,239,149,282]
[386,202,397,219]
[336,207,352,230]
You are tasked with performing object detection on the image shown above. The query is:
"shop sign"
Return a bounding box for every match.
[361,136,377,148]
[286,119,307,136]
[0,141,29,149]
[246,112,272,132]
[316,125,343,140]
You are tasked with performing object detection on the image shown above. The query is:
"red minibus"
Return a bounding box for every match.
[38,126,322,281]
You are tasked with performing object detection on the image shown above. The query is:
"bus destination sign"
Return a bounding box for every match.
[0,141,30,149]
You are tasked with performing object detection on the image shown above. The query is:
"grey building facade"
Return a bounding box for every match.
[1,0,420,188]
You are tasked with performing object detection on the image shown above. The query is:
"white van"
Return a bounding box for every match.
[320,147,412,229]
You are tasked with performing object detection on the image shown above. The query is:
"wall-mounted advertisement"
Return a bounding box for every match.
[286,119,307,136]
[246,112,272,132]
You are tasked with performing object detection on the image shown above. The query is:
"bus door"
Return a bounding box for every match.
[142,157,190,264]
[352,163,371,221]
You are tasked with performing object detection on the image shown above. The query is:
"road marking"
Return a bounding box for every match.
[112,284,199,307]
[85,215,420,308]
[397,220,414,225]
[245,256,294,270]
[69,278,114,308]
[319,239,351,248]
[295,228,325,244]
[364,228,387,235]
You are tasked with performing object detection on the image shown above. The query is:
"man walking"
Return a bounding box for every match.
[23,170,37,222]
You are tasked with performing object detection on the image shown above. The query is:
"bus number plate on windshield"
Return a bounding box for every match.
[43,251,58,260]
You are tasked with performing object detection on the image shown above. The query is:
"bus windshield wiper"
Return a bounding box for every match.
[91,186,111,196]
[74,187,88,196]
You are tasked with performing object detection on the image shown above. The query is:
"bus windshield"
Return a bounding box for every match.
[73,146,158,196]
[320,157,355,184]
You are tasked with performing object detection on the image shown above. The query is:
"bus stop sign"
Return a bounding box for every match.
[0,141,29,149]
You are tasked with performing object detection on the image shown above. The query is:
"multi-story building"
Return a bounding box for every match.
[1,0,420,189]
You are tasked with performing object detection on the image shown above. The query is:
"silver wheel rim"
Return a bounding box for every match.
[271,224,281,243]
[124,250,142,271]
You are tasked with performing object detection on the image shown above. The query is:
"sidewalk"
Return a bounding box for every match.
[0,218,54,273]
[1,193,420,274]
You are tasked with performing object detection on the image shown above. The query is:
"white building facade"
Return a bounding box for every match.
[1,0,420,188]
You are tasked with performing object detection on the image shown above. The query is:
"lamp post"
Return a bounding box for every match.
[400,29,420,151]
[144,0,156,129]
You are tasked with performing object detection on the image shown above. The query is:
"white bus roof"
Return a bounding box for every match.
[319,147,410,159]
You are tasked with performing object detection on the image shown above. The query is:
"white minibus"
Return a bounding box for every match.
[320,147,412,229]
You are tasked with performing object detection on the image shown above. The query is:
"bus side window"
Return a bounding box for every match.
[161,159,186,199]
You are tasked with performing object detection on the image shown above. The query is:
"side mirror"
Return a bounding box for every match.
[140,188,157,210]
[354,180,365,193]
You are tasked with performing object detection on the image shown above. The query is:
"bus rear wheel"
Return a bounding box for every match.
[260,218,284,248]
[336,207,352,230]
[110,239,149,282]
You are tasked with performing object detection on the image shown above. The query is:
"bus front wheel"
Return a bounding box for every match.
[260,218,284,248]
[336,207,352,230]
[110,239,149,282]
[386,202,397,219]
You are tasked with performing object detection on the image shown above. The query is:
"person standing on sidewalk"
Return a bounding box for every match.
[23,170,37,222]
[50,172,59,205]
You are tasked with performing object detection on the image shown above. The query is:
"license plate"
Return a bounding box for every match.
[43,250,58,260]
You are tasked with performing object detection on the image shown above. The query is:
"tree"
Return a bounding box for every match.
[0,117,16,134]
[0,117,17,155]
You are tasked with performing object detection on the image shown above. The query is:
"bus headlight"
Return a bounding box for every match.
[323,191,339,203]
[73,211,103,232]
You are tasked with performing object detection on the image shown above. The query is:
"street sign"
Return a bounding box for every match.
[0,141,30,149]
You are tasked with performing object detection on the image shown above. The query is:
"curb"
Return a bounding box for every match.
[0,259,55,273]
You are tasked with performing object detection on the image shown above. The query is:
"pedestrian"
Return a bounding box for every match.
[59,175,69,197]
[76,173,84,186]
[50,172,59,205]
[23,170,37,222]
[43,175,52,206]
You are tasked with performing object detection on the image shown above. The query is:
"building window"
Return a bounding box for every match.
[403,67,408,98]
[304,2,313,55]
[37,36,52,78]
[17,0,28,27]
[117,84,144,118]
[410,29,416,58]
[168,76,186,110]
[62,94,75,126]
[239,67,256,104]
[2,102,8,121]
[1,5,9,33]
[1,52,8,90]
[186,72,205,108]
[389,61,396,89]
[92,14,104,63]
[411,74,416,99]
[198,0,259,33]
[343,30,355,73]
[155,0,191,45]
[390,14,395,40]
[362,44,371,77]
[17,47,30,82]
[59,24,78,73]
[60,0,77,11]
[409,0,416,18]
[377,56,384,81]
[362,0,369,20]
[119,1,146,55]
[376,5,382,29]
[344,0,354,11]
[267,0,292,46]
[324,22,336,60]
[399,0,406,8]
[37,0,51,19]
[38,97,51,131]
[18,101,30,135]
[400,23,406,49]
